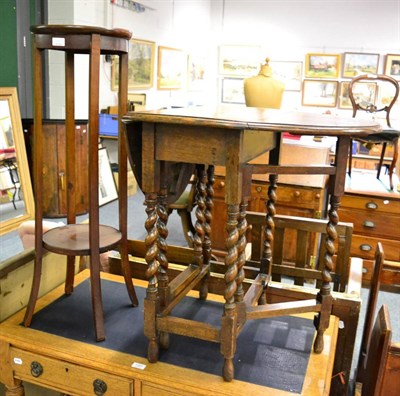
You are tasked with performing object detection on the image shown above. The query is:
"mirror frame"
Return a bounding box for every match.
[0,87,34,235]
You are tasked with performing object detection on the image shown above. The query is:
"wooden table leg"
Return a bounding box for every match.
[200,165,215,298]
[221,203,239,381]
[144,192,160,362]
[157,189,170,349]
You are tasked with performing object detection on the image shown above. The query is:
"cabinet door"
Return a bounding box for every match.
[56,124,89,216]
[42,123,60,216]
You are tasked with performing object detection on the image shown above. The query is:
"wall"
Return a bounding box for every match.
[45,0,400,119]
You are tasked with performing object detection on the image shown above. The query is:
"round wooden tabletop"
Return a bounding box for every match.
[42,224,122,256]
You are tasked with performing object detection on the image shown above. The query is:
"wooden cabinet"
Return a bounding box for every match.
[23,119,89,217]
[211,174,327,262]
[338,192,400,286]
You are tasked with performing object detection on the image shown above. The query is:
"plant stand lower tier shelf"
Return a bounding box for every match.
[0,271,338,396]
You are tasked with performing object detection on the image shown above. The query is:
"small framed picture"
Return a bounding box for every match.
[187,54,206,91]
[338,81,377,109]
[219,45,261,76]
[269,61,303,91]
[384,54,400,78]
[342,52,380,78]
[221,77,245,104]
[157,46,187,90]
[111,38,155,90]
[305,53,341,79]
[302,79,338,107]
[98,148,118,206]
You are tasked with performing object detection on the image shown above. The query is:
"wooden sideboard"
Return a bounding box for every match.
[338,187,400,288]
[0,270,339,396]
[22,119,89,217]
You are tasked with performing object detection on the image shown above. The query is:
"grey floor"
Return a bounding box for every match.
[0,190,399,395]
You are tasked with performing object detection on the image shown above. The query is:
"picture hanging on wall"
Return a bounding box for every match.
[111,38,155,90]
[269,61,303,91]
[221,77,245,104]
[342,52,379,78]
[219,45,261,76]
[384,54,400,79]
[305,53,341,79]
[302,79,338,107]
[338,81,377,109]
[157,46,187,90]
[187,54,206,91]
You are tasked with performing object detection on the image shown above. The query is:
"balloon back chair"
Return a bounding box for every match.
[348,74,400,190]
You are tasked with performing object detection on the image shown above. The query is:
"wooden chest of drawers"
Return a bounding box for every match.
[338,192,400,286]
[211,175,327,262]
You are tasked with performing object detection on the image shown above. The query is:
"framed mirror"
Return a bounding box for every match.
[0,87,34,235]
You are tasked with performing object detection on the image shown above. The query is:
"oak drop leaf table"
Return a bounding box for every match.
[123,105,381,381]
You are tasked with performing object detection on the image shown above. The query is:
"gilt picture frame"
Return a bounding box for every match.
[157,46,186,90]
[305,53,341,79]
[338,81,377,109]
[342,52,379,78]
[111,38,155,90]
[384,54,400,79]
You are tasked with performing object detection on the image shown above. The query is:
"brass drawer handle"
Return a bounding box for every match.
[93,379,107,395]
[30,361,43,377]
[256,186,262,193]
[363,220,375,228]
[360,244,372,252]
[365,201,378,210]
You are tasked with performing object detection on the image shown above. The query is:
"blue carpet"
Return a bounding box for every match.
[29,278,315,393]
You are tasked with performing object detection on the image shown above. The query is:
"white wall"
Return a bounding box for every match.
[46,0,400,118]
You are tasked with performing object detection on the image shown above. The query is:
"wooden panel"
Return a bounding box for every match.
[381,349,400,395]
[10,348,133,395]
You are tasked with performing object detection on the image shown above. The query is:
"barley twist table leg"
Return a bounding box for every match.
[221,203,239,381]
[235,199,248,303]
[200,165,215,300]
[314,195,337,353]
[144,192,160,362]
[193,166,206,299]
[157,191,170,349]
[259,174,277,305]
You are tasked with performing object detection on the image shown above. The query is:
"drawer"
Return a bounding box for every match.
[212,177,324,210]
[10,348,132,395]
[341,194,400,214]
[350,234,400,262]
[339,208,400,239]
[361,258,400,286]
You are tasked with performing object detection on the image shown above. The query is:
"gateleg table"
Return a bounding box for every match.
[123,105,381,381]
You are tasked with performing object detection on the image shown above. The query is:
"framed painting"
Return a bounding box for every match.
[98,148,118,206]
[302,79,338,107]
[384,54,400,78]
[342,52,379,78]
[187,54,206,91]
[219,45,261,76]
[111,38,155,90]
[338,81,377,109]
[221,77,245,104]
[269,61,303,91]
[157,46,186,90]
[305,53,341,79]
